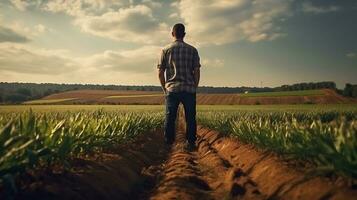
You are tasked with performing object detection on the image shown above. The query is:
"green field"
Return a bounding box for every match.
[0,104,356,194]
[239,89,325,97]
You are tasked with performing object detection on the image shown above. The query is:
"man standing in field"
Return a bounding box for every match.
[157,23,201,151]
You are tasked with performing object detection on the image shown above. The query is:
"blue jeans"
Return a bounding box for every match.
[164,91,197,144]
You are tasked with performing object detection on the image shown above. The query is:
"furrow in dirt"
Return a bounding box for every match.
[148,128,212,200]
[196,133,266,200]
[197,126,357,200]
[15,130,170,200]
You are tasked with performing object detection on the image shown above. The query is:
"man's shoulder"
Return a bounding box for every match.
[162,41,197,52]
[183,42,198,52]
[162,43,174,52]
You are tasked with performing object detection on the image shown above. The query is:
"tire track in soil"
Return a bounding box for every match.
[148,109,265,200]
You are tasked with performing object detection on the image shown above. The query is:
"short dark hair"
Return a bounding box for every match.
[172,23,185,38]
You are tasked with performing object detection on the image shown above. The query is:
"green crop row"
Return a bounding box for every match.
[0,109,164,196]
[197,110,357,178]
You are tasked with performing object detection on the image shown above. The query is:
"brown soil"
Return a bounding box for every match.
[40,89,356,105]
[15,129,170,200]
[12,113,356,200]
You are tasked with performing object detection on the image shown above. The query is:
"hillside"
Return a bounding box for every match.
[23,89,356,105]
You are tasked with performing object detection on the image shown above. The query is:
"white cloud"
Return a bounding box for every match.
[0,43,79,74]
[74,5,170,44]
[169,13,179,19]
[0,16,49,43]
[174,0,292,45]
[10,0,45,11]
[302,2,340,14]
[202,58,224,68]
[0,25,30,43]
[142,0,162,8]
[34,24,46,33]
[10,0,29,11]
[0,43,162,76]
[42,0,127,17]
[346,52,356,58]
[40,1,170,44]
[0,43,163,84]
[81,45,161,73]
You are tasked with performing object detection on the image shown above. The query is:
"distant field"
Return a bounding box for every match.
[0,105,163,113]
[104,94,163,99]
[24,98,78,104]
[239,89,324,97]
[1,104,357,113]
[19,89,357,105]
[198,104,357,112]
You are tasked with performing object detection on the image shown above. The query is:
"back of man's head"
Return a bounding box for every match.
[172,23,185,39]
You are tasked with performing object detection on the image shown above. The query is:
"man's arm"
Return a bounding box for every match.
[193,48,201,88]
[157,49,167,94]
[193,68,200,88]
[158,69,166,94]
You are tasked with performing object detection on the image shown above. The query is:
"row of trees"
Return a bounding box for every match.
[276,81,336,91]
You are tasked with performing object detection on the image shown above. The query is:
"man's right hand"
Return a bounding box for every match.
[162,88,167,95]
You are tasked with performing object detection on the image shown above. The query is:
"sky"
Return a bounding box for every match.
[0,0,356,89]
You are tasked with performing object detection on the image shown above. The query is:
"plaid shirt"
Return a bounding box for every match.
[157,40,201,93]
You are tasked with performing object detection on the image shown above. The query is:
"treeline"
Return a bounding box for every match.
[197,86,273,94]
[0,82,162,103]
[276,81,336,91]
[0,81,355,104]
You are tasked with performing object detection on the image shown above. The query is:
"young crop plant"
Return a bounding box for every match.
[0,109,164,197]
[197,109,357,178]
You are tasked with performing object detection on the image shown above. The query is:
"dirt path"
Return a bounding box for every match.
[14,111,356,200]
[148,113,265,200]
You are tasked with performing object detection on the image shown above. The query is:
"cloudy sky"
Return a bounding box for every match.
[0,0,356,88]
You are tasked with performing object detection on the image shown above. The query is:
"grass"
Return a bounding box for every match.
[23,98,77,105]
[238,89,325,97]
